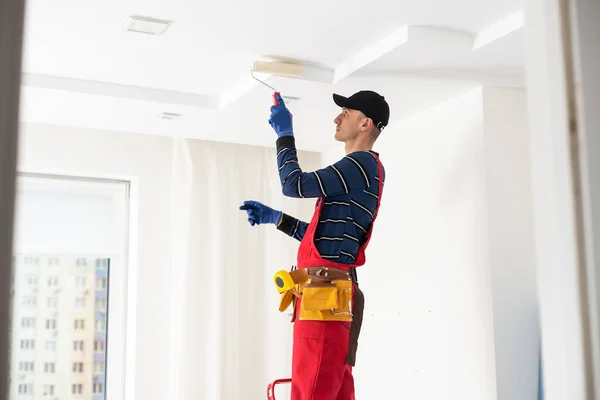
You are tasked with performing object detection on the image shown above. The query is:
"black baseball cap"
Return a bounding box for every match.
[333,90,390,131]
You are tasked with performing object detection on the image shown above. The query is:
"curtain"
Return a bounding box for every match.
[169,138,320,400]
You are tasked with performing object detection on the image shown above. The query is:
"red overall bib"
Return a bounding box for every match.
[291,154,383,400]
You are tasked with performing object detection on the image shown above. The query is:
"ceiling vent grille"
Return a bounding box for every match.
[123,16,173,35]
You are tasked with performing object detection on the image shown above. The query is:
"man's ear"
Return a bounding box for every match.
[361,117,374,131]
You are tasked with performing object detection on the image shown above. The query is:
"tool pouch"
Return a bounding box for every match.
[299,279,353,322]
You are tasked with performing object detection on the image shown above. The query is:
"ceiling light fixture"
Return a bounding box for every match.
[123,15,173,35]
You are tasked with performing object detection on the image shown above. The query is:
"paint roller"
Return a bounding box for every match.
[251,61,304,106]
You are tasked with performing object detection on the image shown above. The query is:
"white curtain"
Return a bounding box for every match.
[169,138,321,400]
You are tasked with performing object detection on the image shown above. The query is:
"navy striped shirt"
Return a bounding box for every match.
[275,136,385,264]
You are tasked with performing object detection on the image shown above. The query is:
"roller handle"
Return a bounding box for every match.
[273,92,280,106]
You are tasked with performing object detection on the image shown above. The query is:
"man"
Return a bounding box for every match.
[240,90,389,400]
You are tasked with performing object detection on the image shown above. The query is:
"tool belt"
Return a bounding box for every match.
[277,267,355,323]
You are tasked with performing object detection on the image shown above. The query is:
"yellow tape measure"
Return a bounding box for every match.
[273,270,295,294]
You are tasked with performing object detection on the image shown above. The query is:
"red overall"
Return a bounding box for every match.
[291,155,383,400]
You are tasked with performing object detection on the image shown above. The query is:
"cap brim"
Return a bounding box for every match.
[333,93,351,108]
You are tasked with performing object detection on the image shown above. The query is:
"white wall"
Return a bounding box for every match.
[482,87,539,400]
[16,123,321,400]
[323,87,538,399]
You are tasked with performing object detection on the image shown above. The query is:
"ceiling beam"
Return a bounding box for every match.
[21,73,220,109]
[333,25,409,83]
[472,10,524,51]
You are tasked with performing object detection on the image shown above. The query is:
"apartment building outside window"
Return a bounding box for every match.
[46,297,58,308]
[45,319,57,330]
[19,362,34,372]
[21,317,35,328]
[20,339,34,350]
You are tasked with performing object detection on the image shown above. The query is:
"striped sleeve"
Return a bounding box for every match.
[276,136,378,198]
[276,213,308,242]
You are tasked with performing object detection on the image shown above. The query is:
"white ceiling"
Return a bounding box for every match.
[19,0,526,151]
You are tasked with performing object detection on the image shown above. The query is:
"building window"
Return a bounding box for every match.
[75,276,86,288]
[72,362,84,373]
[45,319,57,330]
[95,298,106,310]
[20,339,35,350]
[72,383,83,395]
[21,296,37,307]
[47,257,59,266]
[44,362,56,373]
[46,297,58,308]
[24,275,37,286]
[43,384,55,396]
[93,382,105,394]
[76,257,87,267]
[45,341,56,352]
[75,297,86,308]
[94,340,105,352]
[18,362,34,372]
[21,317,35,328]
[96,277,107,290]
[93,361,105,374]
[95,319,106,331]
[73,340,84,351]
[74,319,85,330]
[47,276,59,287]
[18,384,33,394]
[96,258,109,269]
[24,256,39,265]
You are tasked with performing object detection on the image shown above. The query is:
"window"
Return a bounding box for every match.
[96,277,107,290]
[43,384,55,396]
[75,276,87,288]
[18,362,34,372]
[73,340,84,351]
[95,319,106,331]
[45,319,57,330]
[24,275,37,286]
[76,257,87,267]
[12,175,127,400]
[24,256,39,265]
[93,361,105,374]
[74,319,85,330]
[75,297,86,308]
[46,297,58,308]
[45,341,56,352]
[94,340,105,352]
[21,317,35,328]
[47,276,59,287]
[44,362,55,373]
[95,298,106,310]
[22,296,37,307]
[72,383,83,395]
[18,384,33,394]
[93,382,104,394]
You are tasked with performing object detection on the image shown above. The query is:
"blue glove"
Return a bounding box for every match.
[239,200,282,226]
[268,93,294,137]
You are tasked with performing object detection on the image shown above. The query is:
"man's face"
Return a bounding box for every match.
[333,107,365,142]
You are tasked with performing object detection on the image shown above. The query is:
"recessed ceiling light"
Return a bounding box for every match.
[157,112,181,120]
[124,15,173,35]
